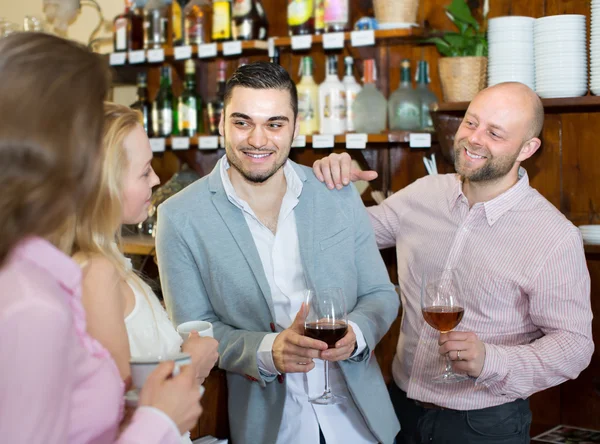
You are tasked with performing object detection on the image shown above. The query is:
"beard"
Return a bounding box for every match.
[453,139,520,183]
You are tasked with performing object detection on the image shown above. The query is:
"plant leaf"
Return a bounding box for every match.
[446,0,479,30]
[445,10,469,34]
[425,37,454,57]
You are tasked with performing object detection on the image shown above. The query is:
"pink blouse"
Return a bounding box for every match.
[0,237,180,444]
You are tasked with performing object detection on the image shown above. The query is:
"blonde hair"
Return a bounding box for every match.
[0,32,109,265]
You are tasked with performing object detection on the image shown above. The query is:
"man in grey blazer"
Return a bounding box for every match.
[156,62,400,444]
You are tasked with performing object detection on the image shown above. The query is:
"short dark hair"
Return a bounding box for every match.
[223,61,298,119]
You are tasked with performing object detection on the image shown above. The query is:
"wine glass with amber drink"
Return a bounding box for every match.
[421,269,469,383]
[303,288,347,405]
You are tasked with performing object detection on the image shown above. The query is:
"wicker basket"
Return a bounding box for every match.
[438,56,488,103]
[373,0,419,25]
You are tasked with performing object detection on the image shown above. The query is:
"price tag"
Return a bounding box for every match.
[198,43,218,58]
[268,37,275,58]
[322,32,345,49]
[409,133,432,148]
[128,50,146,64]
[291,135,306,148]
[351,30,375,47]
[199,136,219,149]
[223,40,242,56]
[174,45,192,60]
[291,35,312,50]
[147,48,165,63]
[312,134,335,149]
[149,138,166,153]
[345,133,368,149]
[171,137,190,150]
[109,52,126,66]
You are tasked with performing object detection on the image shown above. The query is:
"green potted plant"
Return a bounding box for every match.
[428,0,489,102]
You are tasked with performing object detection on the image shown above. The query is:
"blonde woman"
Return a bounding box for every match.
[73,103,219,444]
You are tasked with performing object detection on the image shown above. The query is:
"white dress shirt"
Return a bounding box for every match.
[220,157,377,444]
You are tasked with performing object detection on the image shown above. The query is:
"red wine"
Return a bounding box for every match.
[304,321,348,347]
[422,306,464,333]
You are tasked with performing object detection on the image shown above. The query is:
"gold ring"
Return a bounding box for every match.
[457,350,461,361]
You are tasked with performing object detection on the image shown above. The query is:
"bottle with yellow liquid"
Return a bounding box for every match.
[287,0,314,35]
[296,56,319,135]
[212,0,232,41]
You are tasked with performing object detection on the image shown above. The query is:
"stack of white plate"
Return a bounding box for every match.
[579,225,600,245]
[591,0,600,94]
[534,14,587,98]
[488,16,535,90]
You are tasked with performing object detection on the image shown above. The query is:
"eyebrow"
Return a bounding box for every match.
[229,112,289,123]
[465,112,506,134]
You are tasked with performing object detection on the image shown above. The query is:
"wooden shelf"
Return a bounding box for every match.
[584,243,600,255]
[122,234,155,256]
[272,28,429,48]
[433,95,600,114]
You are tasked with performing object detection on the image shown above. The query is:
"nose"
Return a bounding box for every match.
[150,169,160,188]
[468,125,485,147]
[247,125,268,149]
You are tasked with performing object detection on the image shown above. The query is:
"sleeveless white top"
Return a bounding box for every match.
[123,260,192,444]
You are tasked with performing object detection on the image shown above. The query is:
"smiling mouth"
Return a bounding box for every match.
[243,152,273,159]
[465,148,486,160]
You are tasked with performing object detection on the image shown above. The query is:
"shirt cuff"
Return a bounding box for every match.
[348,320,367,358]
[121,406,181,444]
[475,343,509,389]
[257,332,280,376]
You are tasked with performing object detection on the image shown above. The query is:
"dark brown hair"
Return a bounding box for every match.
[0,32,110,265]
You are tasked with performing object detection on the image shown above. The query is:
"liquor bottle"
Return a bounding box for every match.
[152,66,174,137]
[212,0,232,42]
[172,0,186,46]
[143,0,169,49]
[113,0,144,52]
[184,0,212,45]
[324,0,349,32]
[388,59,421,131]
[415,60,438,131]
[314,0,324,35]
[131,72,152,135]
[353,59,387,134]
[342,56,362,132]
[270,46,280,64]
[206,60,227,135]
[287,0,314,36]
[178,60,203,136]
[296,56,319,136]
[318,55,346,135]
[232,0,269,41]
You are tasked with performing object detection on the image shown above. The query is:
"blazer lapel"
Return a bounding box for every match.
[292,163,316,292]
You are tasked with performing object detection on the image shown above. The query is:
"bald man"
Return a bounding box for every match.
[313,83,593,444]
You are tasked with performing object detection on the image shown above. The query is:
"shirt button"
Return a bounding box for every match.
[462,227,468,232]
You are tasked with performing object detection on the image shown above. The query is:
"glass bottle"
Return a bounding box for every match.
[415,60,438,131]
[212,0,232,42]
[287,0,314,36]
[342,56,362,132]
[232,0,268,40]
[131,71,152,135]
[388,59,421,131]
[353,59,387,134]
[314,0,324,34]
[270,46,280,64]
[152,66,174,137]
[113,0,144,52]
[143,0,169,49]
[324,0,348,32]
[318,55,346,135]
[184,0,212,45]
[297,56,319,136]
[172,0,185,46]
[207,60,227,135]
[178,60,204,136]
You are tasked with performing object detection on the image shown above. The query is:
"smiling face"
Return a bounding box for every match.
[121,124,160,224]
[220,86,298,184]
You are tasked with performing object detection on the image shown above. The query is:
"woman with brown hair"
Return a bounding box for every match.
[0,32,201,443]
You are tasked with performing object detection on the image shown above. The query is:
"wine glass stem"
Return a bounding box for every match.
[323,360,332,396]
[444,353,453,374]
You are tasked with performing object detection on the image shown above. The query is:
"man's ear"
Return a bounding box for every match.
[517,137,541,162]
[218,108,225,136]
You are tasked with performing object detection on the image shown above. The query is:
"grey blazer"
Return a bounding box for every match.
[156,159,400,444]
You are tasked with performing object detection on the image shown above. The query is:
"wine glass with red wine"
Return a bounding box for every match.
[421,269,469,383]
[303,287,347,405]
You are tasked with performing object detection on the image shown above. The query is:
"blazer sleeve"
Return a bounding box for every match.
[346,185,400,359]
[156,205,275,386]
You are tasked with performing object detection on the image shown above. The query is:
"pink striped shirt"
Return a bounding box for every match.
[368,169,594,410]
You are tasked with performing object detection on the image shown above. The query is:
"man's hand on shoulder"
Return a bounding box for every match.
[313,153,378,190]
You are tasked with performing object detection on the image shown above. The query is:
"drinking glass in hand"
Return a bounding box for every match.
[303,288,348,405]
[421,269,469,383]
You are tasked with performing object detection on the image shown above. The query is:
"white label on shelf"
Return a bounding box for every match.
[199,136,219,149]
[351,30,375,47]
[409,133,432,148]
[147,48,165,63]
[174,45,192,60]
[223,40,242,56]
[291,135,306,148]
[149,138,166,153]
[291,35,313,50]
[346,133,368,149]
[128,50,146,64]
[198,43,218,58]
[171,137,190,150]
[312,134,335,148]
[268,37,275,58]
[109,52,126,66]
[323,32,345,49]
